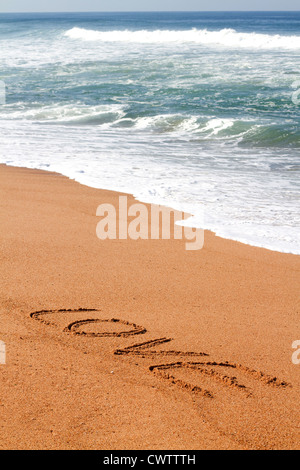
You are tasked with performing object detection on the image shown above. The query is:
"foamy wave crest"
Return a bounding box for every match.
[0,103,125,124]
[199,118,234,136]
[131,114,200,133]
[65,27,300,50]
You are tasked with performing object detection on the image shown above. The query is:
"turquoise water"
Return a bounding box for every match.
[0,12,299,252]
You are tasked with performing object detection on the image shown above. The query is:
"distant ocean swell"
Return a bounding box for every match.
[65,27,300,50]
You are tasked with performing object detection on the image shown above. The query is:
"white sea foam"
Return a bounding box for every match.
[131,114,200,133]
[199,118,234,136]
[0,106,238,137]
[65,27,300,50]
[0,103,125,124]
[0,120,299,255]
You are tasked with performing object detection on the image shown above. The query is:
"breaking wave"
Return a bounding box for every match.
[65,27,300,50]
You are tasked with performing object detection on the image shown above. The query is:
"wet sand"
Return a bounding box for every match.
[0,164,299,450]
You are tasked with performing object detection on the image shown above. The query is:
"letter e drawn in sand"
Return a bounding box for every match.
[0,340,6,364]
[148,360,290,399]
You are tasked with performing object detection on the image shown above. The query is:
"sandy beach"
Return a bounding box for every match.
[0,163,299,450]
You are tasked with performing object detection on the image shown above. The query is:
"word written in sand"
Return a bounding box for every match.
[292,341,300,365]
[30,309,291,399]
[96,196,204,251]
[0,341,6,364]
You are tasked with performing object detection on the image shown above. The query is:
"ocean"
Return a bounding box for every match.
[0,11,299,253]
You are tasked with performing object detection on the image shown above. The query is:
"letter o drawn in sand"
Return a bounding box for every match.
[65,318,147,338]
[30,309,147,338]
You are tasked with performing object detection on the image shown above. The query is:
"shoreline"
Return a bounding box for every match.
[2,163,299,257]
[0,163,299,450]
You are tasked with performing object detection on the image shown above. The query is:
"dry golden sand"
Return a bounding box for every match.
[0,164,299,450]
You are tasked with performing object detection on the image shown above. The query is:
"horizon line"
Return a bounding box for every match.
[1,10,300,14]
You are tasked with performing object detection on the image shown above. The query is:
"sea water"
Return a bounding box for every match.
[0,11,299,253]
